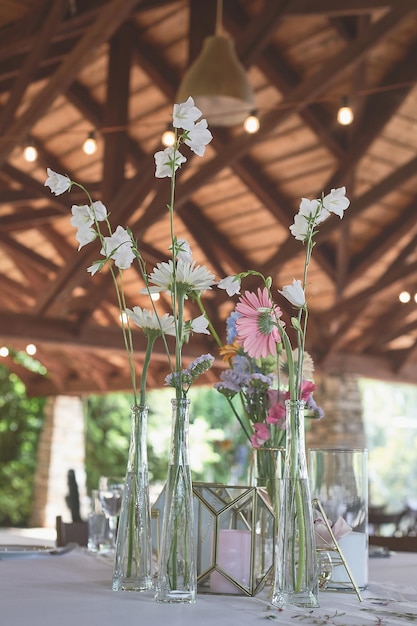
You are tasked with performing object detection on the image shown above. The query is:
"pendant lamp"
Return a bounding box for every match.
[176,1,254,126]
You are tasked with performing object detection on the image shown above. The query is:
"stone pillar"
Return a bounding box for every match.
[30,396,87,528]
[306,372,366,449]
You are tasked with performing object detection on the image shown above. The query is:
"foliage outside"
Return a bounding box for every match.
[85,387,249,499]
[0,365,45,526]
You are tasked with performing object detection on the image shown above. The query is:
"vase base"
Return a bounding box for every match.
[112,577,153,592]
[154,589,196,604]
[272,590,319,609]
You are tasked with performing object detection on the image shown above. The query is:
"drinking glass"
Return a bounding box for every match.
[98,476,124,550]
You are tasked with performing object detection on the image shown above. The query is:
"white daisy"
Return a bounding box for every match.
[145,259,216,296]
[126,306,176,336]
[279,349,315,385]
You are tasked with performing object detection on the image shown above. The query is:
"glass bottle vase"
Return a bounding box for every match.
[272,400,319,608]
[154,398,196,603]
[112,405,152,592]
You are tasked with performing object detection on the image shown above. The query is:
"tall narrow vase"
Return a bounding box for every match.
[155,398,196,603]
[112,405,152,592]
[251,447,284,589]
[272,400,319,608]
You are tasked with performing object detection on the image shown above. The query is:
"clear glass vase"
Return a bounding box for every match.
[272,400,319,608]
[112,405,152,592]
[251,446,284,519]
[154,398,196,603]
[251,447,284,590]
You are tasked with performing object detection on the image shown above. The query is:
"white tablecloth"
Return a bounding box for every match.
[1,547,416,626]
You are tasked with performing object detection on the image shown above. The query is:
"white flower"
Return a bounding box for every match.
[289,212,309,241]
[71,204,94,230]
[70,202,107,249]
[290,198,329,241]
[174,238,193,263]
[299,197,328,224]
[126,306,176,336]
[218,275,241,296]
[184,119,212,156]
[154,146,187,178]
[44,168,71,195]
[89,200,108,222]
[145,259,216,296]
[189,315,210,334]
[322,186,350,218]
[173,96,202,131]
[87,260,104,276]
[101,225,135,269]
[278,279,305,307]
[75,226,96,250]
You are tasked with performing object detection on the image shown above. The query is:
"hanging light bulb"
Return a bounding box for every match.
[26,343,37,356]
[24,139,38,162]
[0,346,9,357]
[176,0,254,126]
[337,97,354,126]
[243,111,260,134]
[161,126,176,147]
[83,131,98,155]
[399,291,411,303]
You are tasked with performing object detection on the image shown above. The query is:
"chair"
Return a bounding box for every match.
[56,515,88,547]
[369,534,417,552]
[368,508,406,536]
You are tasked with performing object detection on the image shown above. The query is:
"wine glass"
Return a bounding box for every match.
[98,476,124,550]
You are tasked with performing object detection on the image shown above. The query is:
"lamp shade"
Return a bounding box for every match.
[176,35,254,126]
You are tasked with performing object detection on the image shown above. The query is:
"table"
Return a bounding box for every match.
[0,547,416,626]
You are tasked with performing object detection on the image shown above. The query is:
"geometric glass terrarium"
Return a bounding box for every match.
[152,482,275,596]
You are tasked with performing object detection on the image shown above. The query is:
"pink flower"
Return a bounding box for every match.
[300,380,316,400]
[266,402,286,427]
[251,422,270,448]
[235,288,282,358]
[314,516,352,549]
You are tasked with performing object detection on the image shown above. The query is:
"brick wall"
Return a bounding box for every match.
[306,372,366,450]
[30,396,87,529]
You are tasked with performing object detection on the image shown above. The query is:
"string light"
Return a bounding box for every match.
[0,346,9,357]
[83,131,97,155]
[23,139,38,162]
[337,97,354,126]
[161,127,175,147]
[26,343,37,355]
[243,111,260,134]
[399,291,411,303]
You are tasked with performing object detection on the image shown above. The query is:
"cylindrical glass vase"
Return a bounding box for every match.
[272,400,319,608]
[112,405,152,592]
[308,448,368,590]
[155,398,196,603]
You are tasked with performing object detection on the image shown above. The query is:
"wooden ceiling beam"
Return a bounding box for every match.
[102,23,132,203]
[348,201,417,284]
[324,36,417,191]
[0,0,143,171]
[0,232,58,273]
[286,0,415,16]
[224,2,345,161]
[0,0,67,136]
[234,0,289,68]
[138,6,410,233]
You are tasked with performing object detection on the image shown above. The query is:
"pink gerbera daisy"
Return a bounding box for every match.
[235,287,282,358]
